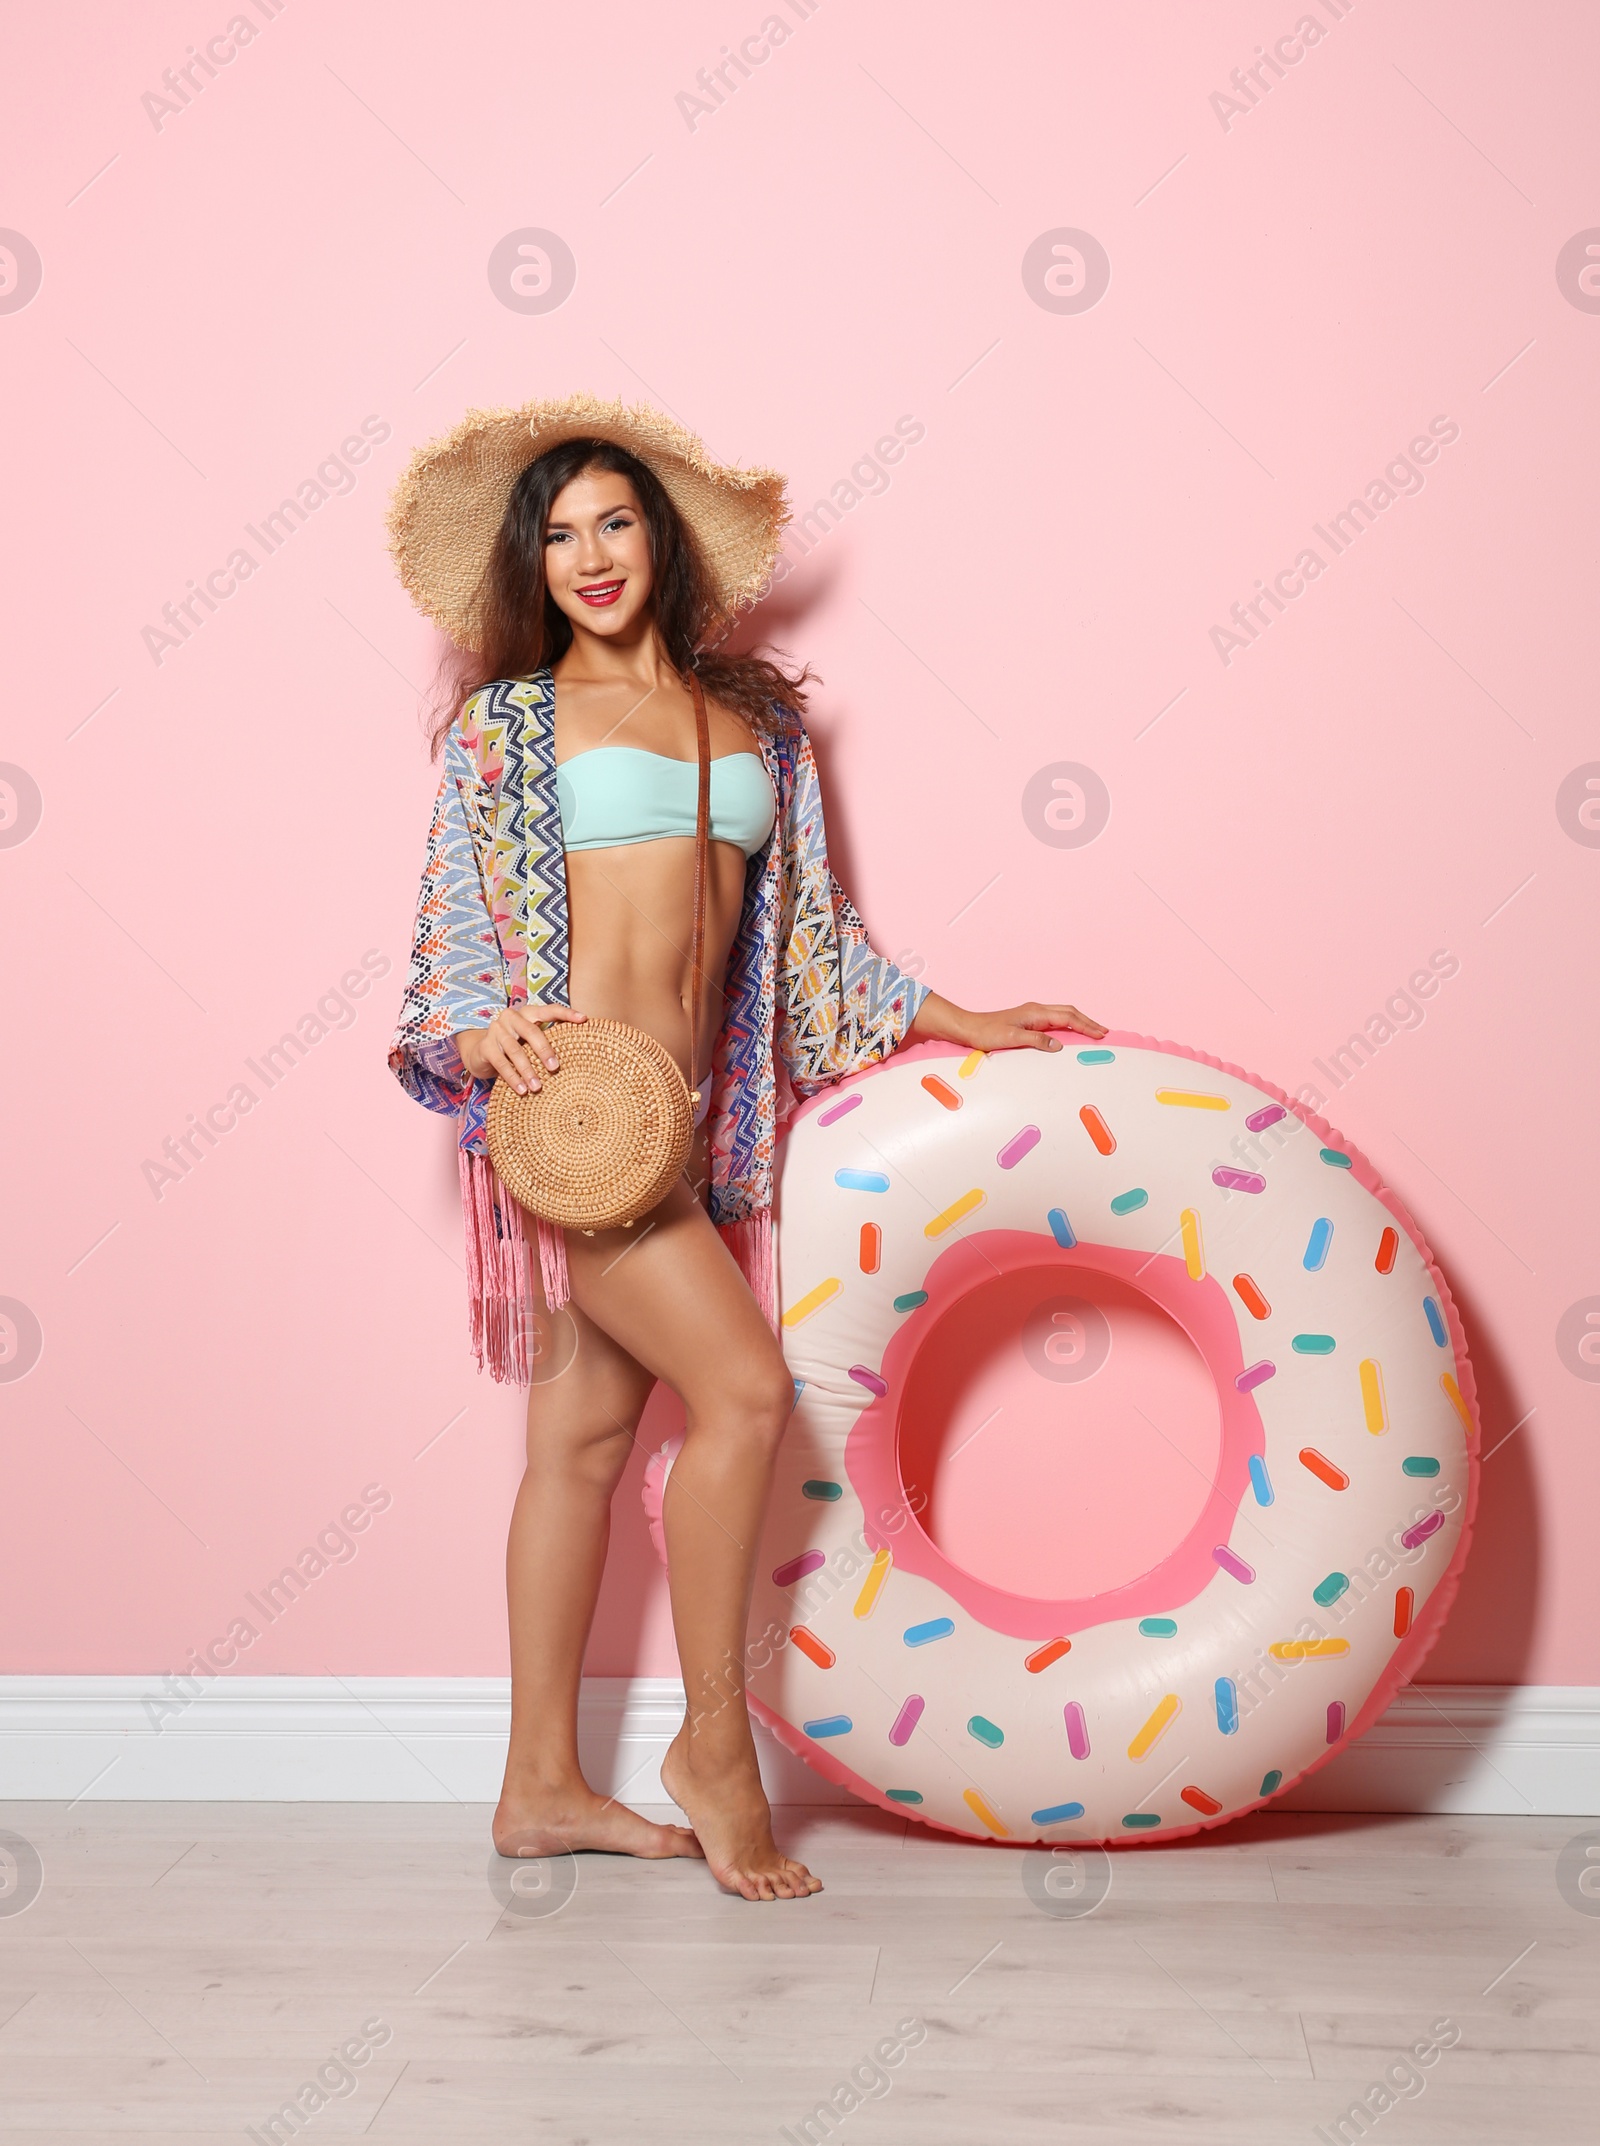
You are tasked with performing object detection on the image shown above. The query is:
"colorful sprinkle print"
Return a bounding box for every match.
[1236,1360,1276,1393]
[1246,1104,1286,1132]
[1313,1572,1350,1607]
[1394,1586,1415,1637]
[963,1788,1008,1836]
[893,1290,928,1313]
[1248,1455,1275,1506]
[790,1627,836,1669]
[1122,1812,1162,1830]
[1269,1639,1350,1660]
[1077,1047,1115,1064]
[1063,1702,1090,1759]
[1213,1544,1255,1584]
[1234,1273,1271,1319]
[1303,1217,1334,1271]
[888,1695,924,1746]
[1025,1638,1072,1673]
[925,1188,985,1237]
[1423,1296,1449,1347]
[1260,1770,1284,1796]
[783,1277,841,1328]
[1326,1701,1346,1741]
[1109,1187,1149,1215]
[816,1093,862,1127]
[1080,1105,1116,1155]
[1400,1510,1445,1551]
[1299,1448,1349,1491]
[1128,1695,1181,1759]
[853,1548,892,1619]
[859,1222,880,1272]
[1292,1333,1337,1354]
[1215,1679,1239,1734]
[1181,1786,1223,1816]
[1032,1801,1086,1825]
[1139,1617,1178,1637]
[1046,1207,1077,1248]
[885,1789,923,1804]
[802,1479,842,1500]
[773,1551,825,1587]
[1440,1372,1473,1435]
[903,1616,954,1646]
[1359,1357,1388,1434]
[997,1125,1042,1169]
[1213,1166,1265,1193]
[957,1051,984,1078]
[968,1715,1005,1748]
[1375,1225,1399,1274]
[836,1168,889,1192]
[1156,1089,1230,1111]
[1181,1206,1205,1279]
[805,1715,852,1738]
[1402,1456,1440,1478]
[921,1074,962,1111]
[1320,1147,1352,1168]
[848,1364,888,1397]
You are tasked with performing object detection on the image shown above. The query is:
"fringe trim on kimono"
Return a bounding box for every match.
[717,1209,777,1332]
[458,1148,569,1386]
[460,1153,776,1385]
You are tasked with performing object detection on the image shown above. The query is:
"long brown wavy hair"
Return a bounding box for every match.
[427,437,810,755]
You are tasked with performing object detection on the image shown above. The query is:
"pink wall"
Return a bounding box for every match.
[3,1,1596,1690]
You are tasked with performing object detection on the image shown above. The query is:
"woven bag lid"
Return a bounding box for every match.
[486,1018,695,1234]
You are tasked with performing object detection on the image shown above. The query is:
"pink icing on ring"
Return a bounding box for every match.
[842,1229,1269,1642]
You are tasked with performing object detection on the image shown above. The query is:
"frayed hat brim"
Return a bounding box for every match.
[386,393,790,651]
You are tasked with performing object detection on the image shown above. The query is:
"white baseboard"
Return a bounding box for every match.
[0,1677,850,1808]
[0,1678,1595,1814]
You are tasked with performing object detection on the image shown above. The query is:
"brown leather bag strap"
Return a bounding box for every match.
[687,670,711,1106]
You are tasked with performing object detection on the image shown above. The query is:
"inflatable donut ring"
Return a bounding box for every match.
[644,1032,1479,1846]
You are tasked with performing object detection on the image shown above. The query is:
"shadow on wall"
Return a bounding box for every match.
[723,554,863,879]
[1418,1261,1537,1692]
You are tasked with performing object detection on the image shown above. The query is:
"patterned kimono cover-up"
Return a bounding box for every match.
[387,671,929,1385]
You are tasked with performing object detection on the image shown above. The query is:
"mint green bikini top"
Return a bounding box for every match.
[555,746,777,858]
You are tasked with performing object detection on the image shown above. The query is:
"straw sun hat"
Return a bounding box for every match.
[386,393,790,652]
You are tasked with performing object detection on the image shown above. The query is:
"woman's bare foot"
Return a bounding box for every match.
[493,1778,704,1861]
[659,1724,823,1901]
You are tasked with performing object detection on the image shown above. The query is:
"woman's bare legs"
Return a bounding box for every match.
[494,1276,703,1863]
[560,1178,822,1902]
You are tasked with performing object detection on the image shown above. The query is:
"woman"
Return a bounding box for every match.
[386,397,1106,1901]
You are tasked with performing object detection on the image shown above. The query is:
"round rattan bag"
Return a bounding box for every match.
[485,1018,695,1233]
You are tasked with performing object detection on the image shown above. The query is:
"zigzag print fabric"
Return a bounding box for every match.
[387,670,929,1377]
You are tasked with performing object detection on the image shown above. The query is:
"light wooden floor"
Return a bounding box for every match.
[0,1802,1595,2141]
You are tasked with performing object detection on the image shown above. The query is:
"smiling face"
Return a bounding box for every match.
[542,466,656,643]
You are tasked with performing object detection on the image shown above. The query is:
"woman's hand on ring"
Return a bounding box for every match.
[961,1003,1108,1052]
[455,1005,586,1093]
